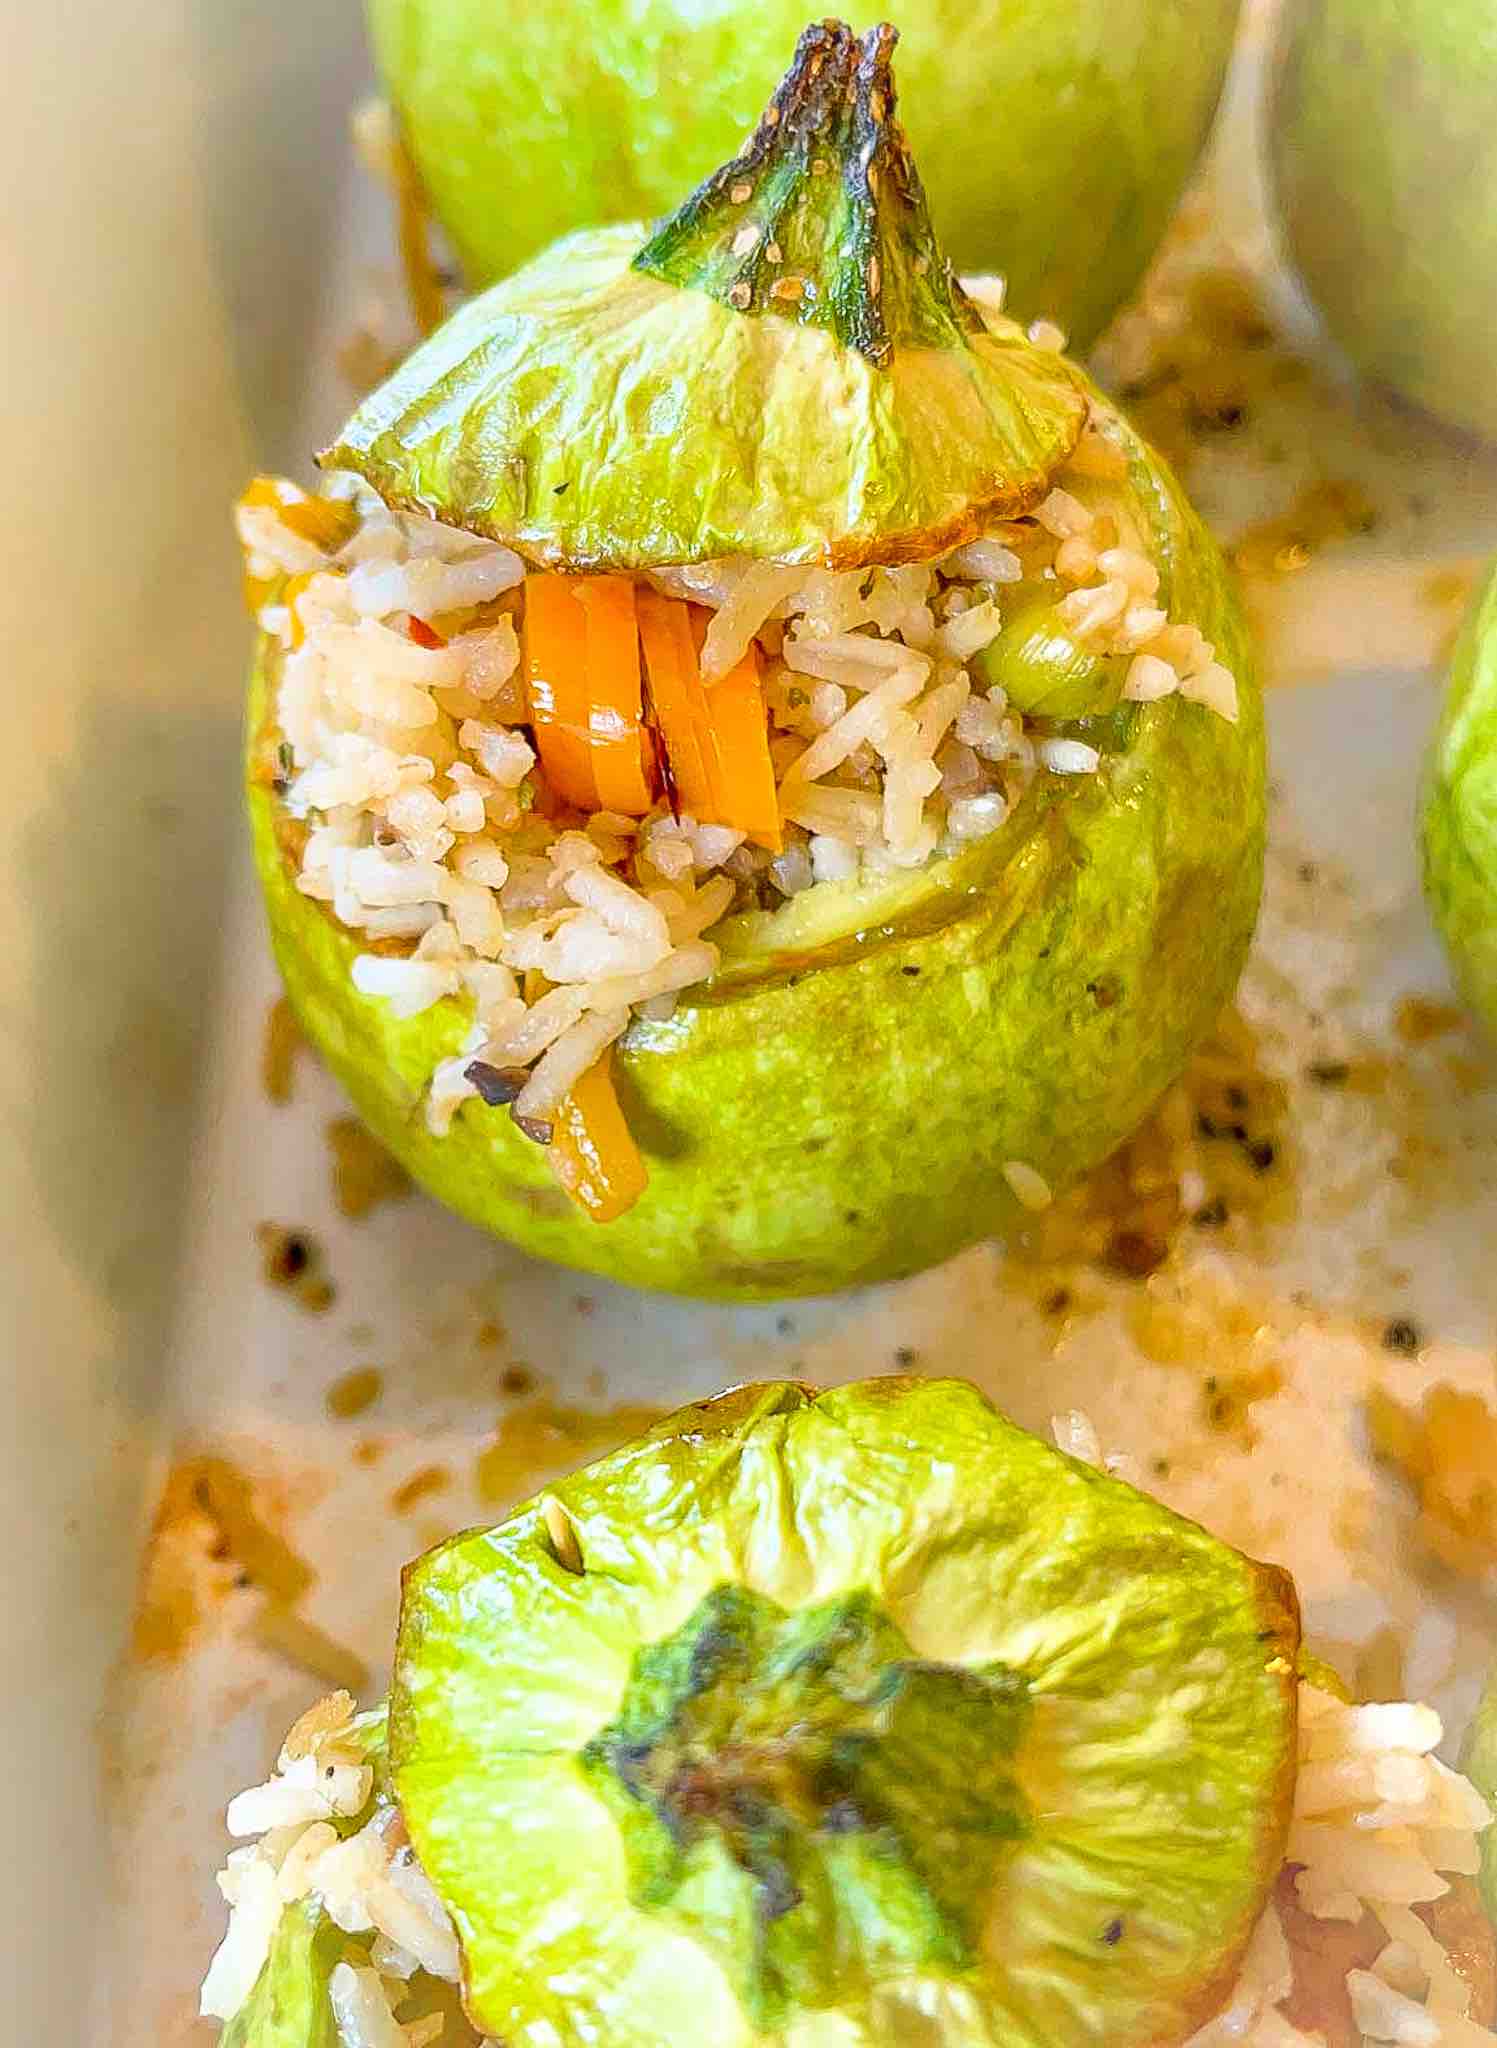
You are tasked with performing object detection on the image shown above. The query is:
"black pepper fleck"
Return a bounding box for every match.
[1308,1060,1350,1087]
[894,1346,917,1368]
[466,1061,528,1106]
[1381,1318,1422,1356]
[1193,1196,1229,1229]
[277,1233,309,1278]
[1103,1918,1125,1945]
[1105,1228,1168,1278]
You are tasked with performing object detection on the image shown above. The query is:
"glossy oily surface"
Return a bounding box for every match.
[392,1380,1299,2045]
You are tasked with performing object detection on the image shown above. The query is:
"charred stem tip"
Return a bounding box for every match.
[770,20,902,137]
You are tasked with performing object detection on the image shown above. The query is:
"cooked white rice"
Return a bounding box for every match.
[200,1692,477,2042]
[1185,1684,1495,2048]
[241,393,1236,1141]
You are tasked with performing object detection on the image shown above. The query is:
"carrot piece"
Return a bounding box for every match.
[637,589,716,818]
[684,607,782,852]
[239,475,357,553]
[683,605,733,824]
[522,574,598,811]
[573,578,654,814]
[523,575,655,815]
[702,641,783,852]
[237,476,355,614]
[282,571,316,649]
[546,1050,648,1222]
[640,593,780,847]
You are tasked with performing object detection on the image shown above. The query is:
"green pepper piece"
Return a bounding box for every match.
[972,596,1124,718]
[219,1899,343,2048]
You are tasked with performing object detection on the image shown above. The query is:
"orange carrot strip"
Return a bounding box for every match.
[574,578,654,815]
[639,595,780,846]
[637,589,715,817]
[239,475,357,553]
[243,569,282,616]
[547,1050,648,1222]
[684,606,781,852]
[282,571,317,650]
[238,477,354,615]
[683,605,733,823]
[702,641,782,852]
[522,574,598,811]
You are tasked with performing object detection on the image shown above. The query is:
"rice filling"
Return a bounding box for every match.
[241,399,1237,1155]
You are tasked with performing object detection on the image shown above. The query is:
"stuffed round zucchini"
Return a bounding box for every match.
[200,1380,1497,2047]
[242,22,1263,1298]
